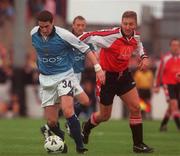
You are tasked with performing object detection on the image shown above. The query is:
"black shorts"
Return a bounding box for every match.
[164,83,180,100]
[99,69,136,106]
[138,89,151,100]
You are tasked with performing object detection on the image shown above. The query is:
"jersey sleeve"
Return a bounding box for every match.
[30,26,39,36]
[79,28,120,48]
[134,33,147,58]
[154,58,164,87]
[137,42,146,57]
[55,26,90,53]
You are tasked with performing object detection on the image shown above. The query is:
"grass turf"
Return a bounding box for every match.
[0,118,180,156]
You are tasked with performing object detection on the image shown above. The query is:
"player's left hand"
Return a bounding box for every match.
[96,70,105,85]
[138,58,149,70]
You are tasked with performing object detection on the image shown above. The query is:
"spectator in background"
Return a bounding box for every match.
[44,0,56,16]
[55,0,66,26]
[24,51,39,85]
[44,0,65,26]
[26,0,45,25]
[0,0,14,49]
[0,42,10,116]
[23,51,40,105]
[0,42,19,118]
[154,38,180,131]
[27,0,45,18]
[0,0,15,26]
[27,0,65,27]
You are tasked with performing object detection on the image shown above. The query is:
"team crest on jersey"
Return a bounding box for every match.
[117,46,133,61]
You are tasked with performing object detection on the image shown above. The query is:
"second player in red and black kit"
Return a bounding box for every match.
[154,38,180,131]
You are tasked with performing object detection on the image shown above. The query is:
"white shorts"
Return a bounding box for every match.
[39,69,76,107]
[73,73,83,96]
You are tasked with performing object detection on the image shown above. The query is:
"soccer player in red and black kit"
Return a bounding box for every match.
[154,38,180,131]
[79,11,153,153]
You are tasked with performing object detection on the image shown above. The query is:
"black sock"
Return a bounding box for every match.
[74,103,87,117]
[173,117,180,129]
[48,122,65,140]
[83,118,97,132]
[67,114,84,149]
[130,123,143,145]
[160,116,169,127]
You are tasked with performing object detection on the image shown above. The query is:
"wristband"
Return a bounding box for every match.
[94,64,102,72]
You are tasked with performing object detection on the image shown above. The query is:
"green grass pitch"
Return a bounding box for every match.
[0,118,180,156]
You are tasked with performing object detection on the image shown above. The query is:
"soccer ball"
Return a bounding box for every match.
[44,135,64,153]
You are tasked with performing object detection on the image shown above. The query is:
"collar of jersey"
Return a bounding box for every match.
[37,26,56,38]
[120,28,135,40]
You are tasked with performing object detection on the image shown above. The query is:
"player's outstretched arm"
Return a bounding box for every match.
[86,51,105,84]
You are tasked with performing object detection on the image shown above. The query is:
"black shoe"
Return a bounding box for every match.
[160,125,167,132]
[82,122,91,144]
[76,147,88,154]
[133,143,154,153]
[61,143,68,153]
[40,124,52,139]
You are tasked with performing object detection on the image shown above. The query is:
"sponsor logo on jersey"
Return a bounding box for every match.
[40,56,63,63]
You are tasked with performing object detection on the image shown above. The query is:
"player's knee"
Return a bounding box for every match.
[78,95,90,106]
[63,109,74,118]
[129,103,141,115]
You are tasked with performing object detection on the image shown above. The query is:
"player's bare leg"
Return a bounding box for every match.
[121,87,153,153]
[61,95,88,154]
[82,104,112,144]
[65,92,90,137]
[41,104,67,153]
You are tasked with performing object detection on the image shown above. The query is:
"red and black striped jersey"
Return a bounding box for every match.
[154,52,180,86]
[79,27,146,72]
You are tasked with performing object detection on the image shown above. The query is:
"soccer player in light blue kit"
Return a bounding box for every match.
[65,16,97,136]
[71,16,96,116]
[30,10,105,154]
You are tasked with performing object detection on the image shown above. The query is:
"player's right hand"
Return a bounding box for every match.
[138,57,149,70]
[96,70,105,85]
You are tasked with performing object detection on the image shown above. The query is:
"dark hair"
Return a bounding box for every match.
[122,11,137,22]
[37,10,53,23]
[73,16,86,24]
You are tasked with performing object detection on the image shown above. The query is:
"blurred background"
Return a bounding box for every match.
[0,0,180,120]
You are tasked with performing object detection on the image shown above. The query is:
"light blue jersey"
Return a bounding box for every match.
[71,48,85,73]
[71,43,96,73]
[30,26,90,75]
